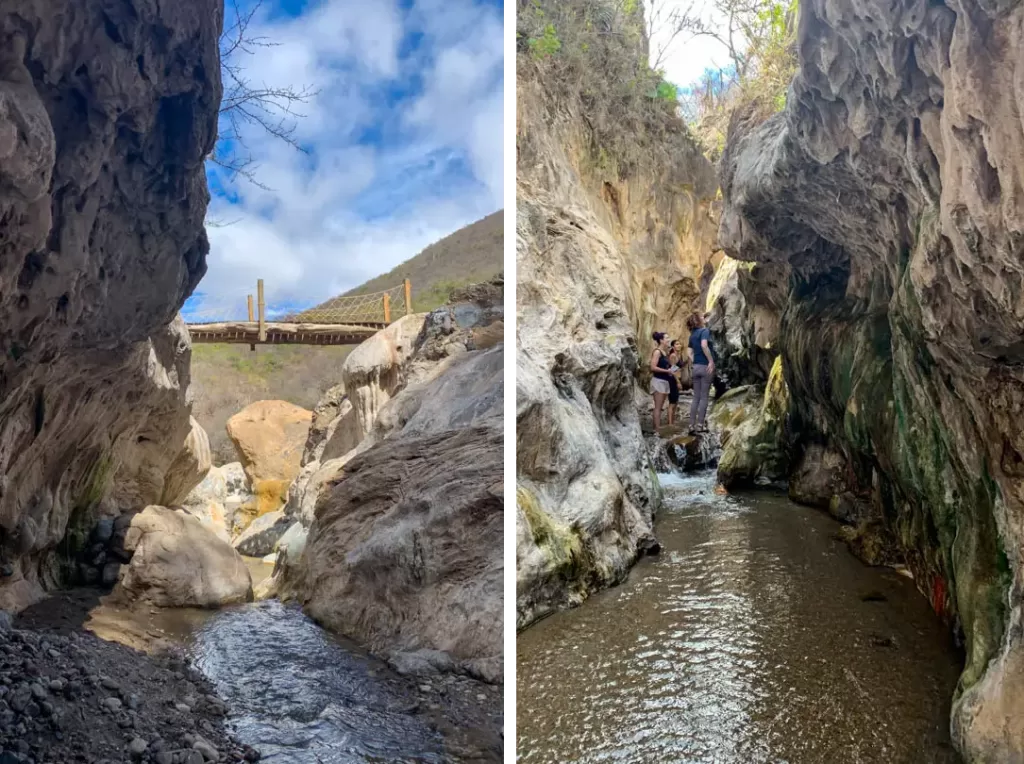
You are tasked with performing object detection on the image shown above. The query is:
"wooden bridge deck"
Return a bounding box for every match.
[185,278,411,347]
[187,321,386,346]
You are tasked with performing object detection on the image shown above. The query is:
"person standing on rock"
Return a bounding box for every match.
[649,332,674,430]
[666,339,683,425]
[686,313,715,434]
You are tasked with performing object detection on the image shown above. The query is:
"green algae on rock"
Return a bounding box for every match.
[716,0,1024,757]
[718,356,792,488]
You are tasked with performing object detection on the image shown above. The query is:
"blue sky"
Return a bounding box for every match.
[185,0,504,321]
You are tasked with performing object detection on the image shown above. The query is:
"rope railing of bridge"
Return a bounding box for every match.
[283,281,411,325]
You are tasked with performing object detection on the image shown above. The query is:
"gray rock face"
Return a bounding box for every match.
[717,0,1024,757]
[0,0,220,612]
[281,279,504,681]
[515,8,717,629]
[232,509,290,558]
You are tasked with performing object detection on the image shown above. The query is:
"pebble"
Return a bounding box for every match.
[127,737,148,756]
[192,734,218,761]
[29,684,46,700]
[101,696,122,712]
[153,753,174,764]
[175,703,192,714]
[418,684,431,693]
[476,693,486,701]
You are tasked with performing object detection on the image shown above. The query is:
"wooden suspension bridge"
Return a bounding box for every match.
[186,278,413,347]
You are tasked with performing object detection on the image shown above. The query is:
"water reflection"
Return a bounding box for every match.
[517,472,962,763]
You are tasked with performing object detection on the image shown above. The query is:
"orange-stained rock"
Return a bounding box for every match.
[226,401,312,486]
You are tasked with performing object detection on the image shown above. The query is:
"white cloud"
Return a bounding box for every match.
[195,0,503,319]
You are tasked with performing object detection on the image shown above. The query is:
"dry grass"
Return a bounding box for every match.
[190,344,350,464]
[303,210,504,315]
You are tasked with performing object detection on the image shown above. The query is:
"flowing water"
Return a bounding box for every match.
[516,471,963,764]
[185,599,503,763]
[19,588,502,763]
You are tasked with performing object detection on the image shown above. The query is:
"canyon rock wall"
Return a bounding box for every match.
[718,0,1024,758]
[0,0,220,611]
[515,1,718,628]
[275,280,504,681]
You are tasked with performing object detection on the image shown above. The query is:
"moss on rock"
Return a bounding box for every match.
[718,356,792,487]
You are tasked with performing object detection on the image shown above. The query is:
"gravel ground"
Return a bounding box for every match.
[0,610,259,764]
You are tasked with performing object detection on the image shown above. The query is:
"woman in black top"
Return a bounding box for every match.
[649,331,673,430]
[667,340,682,425]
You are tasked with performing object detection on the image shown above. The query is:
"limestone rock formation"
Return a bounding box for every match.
[115,506,252,608]
[718,357,792,488]
[321,314,426,460]
[179,461,252,543]
[302,383,348,464]
[717,0,1024,757]
[160,417,212,506]
[278,279,504,681]
[226,400,312,485]
[0,0,220,612]
[515,2,718,629]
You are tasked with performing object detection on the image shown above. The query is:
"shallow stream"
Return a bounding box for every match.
[516,471,963,763]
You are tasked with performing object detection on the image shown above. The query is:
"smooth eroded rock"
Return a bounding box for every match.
[115,506,252,607]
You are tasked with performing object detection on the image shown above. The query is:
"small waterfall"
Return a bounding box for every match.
[646,427,723,474]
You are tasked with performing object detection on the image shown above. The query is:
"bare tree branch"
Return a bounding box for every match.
[210,0,321,192]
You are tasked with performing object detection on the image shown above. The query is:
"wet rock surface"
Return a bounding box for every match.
[717,0,1024,755]
[114,508,252,608]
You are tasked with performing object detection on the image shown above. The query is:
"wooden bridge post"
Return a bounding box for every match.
[257,279,266,342]
[404,278,412,315]
[247,294,256,351]
[383,292,391,324]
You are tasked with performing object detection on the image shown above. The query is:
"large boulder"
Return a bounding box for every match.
[226,400,312,485]
[115,506,252,607]
[0,0,219,611]
[226,401,311,522]
[232,509,290,557]
[280,279,504,681]
[294,349,504,682]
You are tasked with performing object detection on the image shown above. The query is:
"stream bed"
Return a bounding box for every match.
[516,471,963,763]
[18,585,502,763]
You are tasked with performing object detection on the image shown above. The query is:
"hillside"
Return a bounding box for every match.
[190,211,503,463]
[301,210,504,317]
